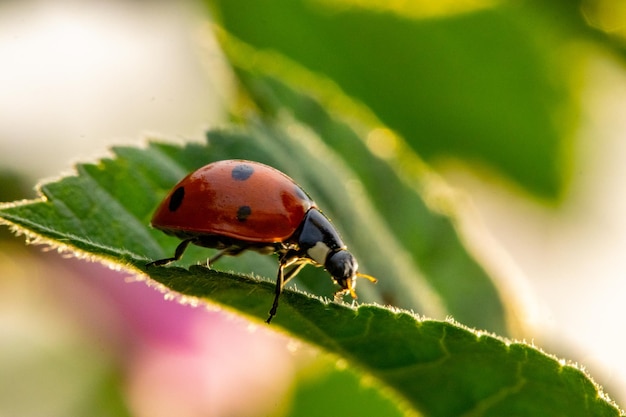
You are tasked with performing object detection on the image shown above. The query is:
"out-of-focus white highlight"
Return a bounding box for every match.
[0,0,232,178]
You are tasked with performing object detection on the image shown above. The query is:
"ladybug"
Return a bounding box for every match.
[147,159,376,323]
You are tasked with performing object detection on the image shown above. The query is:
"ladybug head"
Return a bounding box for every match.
[325,250,359,298]
[326,249,357,277]
[326,250,378,299]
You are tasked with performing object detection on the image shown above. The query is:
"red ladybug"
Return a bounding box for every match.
[147,159,376,323]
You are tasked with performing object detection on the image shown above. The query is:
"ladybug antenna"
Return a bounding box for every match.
[344,272,378,299]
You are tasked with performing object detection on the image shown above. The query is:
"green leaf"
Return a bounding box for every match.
[209,0,577,198]
[0,124,622,416]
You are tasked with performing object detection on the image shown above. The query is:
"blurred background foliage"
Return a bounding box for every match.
[211,0,575,199]
[3,0,626,415]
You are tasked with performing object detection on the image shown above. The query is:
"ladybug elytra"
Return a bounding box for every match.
[147,159,376,323]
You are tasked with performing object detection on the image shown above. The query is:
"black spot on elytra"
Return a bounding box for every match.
[231,164,254,181]
[236,205,252,222]
[168,186,185,212]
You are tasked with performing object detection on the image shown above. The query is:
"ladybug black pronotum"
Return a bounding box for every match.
[147,159,376,323]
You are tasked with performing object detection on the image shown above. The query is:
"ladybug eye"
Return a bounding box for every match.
[168,186,185,212]
[326,250,358,280]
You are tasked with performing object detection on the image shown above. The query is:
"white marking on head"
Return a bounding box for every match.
[307,241,331,265]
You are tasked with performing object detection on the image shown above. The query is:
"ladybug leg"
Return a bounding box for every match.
[283,262,307,284]
[267,261,286,324]
[207,248,228,266]
[207,246,246,267]
[146,238,195,267]
[267,254,302,323]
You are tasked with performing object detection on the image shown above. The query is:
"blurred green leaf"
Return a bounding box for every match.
[209,0,578,198]
[524,0,626,59]
[0,325,129,417]
[285,358,405,417]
